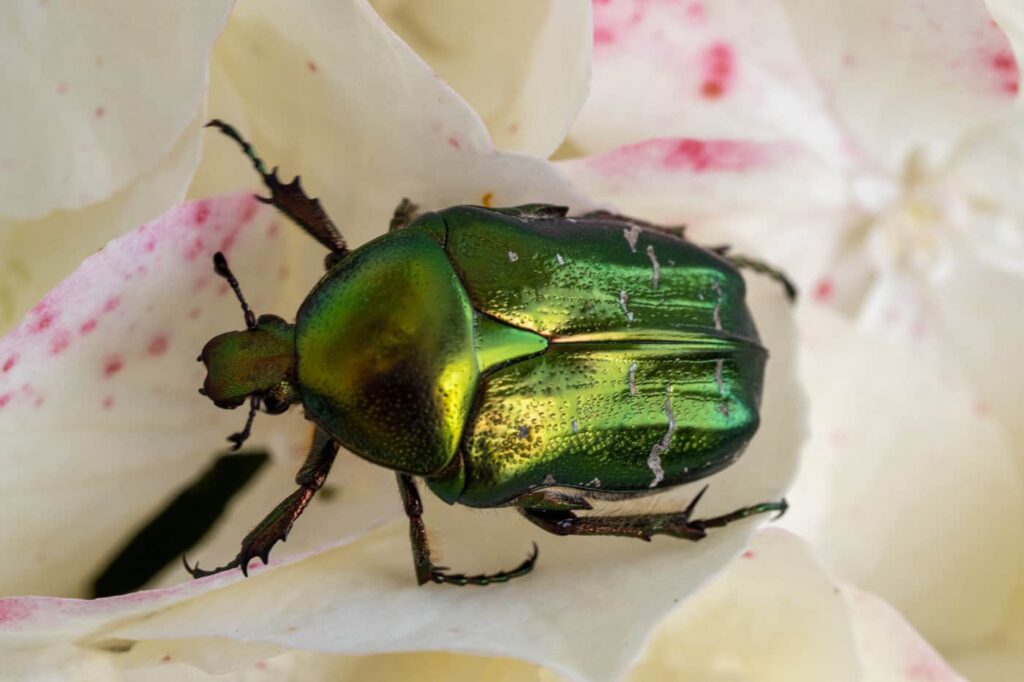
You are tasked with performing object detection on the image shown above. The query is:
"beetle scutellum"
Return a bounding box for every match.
[184,120,797,586]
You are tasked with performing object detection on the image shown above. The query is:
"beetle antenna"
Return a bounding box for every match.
[227,396,259,451]
[212,252,257,330]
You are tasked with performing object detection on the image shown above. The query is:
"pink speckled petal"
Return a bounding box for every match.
[0,2,232,220]
[193,0,593,246]
[0,193,332,598]
[988,0,1024,75]
[783,306,1024,647]
[0,111,204,335]
[369,0,592,157]
[568,1,849,165]
[775,0,1019,173]
[555,136,852,290]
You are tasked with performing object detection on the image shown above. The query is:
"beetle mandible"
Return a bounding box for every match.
[183,120,796,586]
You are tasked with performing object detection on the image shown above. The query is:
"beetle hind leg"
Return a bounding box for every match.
[183,429,339,579]
[711,247,798,302]
[396,473,539,586]
[519,485,787,542]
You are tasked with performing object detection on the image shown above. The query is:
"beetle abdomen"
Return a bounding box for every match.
[456,339,765,507]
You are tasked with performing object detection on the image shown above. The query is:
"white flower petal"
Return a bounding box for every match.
[368,0,592,157]
[776,0,1018,172]
[0,110,204,335]
[844,585,966,682]
[568,0,849,166]
[783,305,1024,647]
[0,194,316,598]
[0,1,231,220]
[202,0,593,254]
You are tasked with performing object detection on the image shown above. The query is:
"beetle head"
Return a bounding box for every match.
[199,253,298,450]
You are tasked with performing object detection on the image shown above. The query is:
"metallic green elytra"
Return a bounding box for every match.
[184,121,795,587]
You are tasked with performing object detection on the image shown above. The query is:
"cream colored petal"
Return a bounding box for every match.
[0,1,231,220]
[0,110,204,336]
[0,194,317,598]
[844,585,966,682]
[783,305,1024,648]
[626,529,861,682]
[776,0,1018,173]
[368,0,591,157]
[200,0,593,255]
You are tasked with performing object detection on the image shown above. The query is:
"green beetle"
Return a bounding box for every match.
[184,121,795,586]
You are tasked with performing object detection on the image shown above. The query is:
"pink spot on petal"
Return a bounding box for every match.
[217,282,230,297]
[241,197,259,223]
[0,599,35,623]
[741,550,755,559]
[193,201,211,226]
[102,356,124,378]
[33,396,44,408]
[50,331,71,355]
[991,50,1020,95]
[974,400,991,418]
[594,26,616,45]
[56,82,68,94]
[812,277,835,303]
[102,396,115,409]
[0,393,11,409]
[588,137,777,177]
[94,106,106,119]
[28,306,55,334]
[103,296,120,313]
[686,2,705,20]
[278,265,290,281]
[2,356,16,373]
[307,60,318,74]
[700,42,735,100]
[267,222,280,239]
[144,237,157,253]
[447,136,461,150]
[147,335,169,357]
[188,307,201,320]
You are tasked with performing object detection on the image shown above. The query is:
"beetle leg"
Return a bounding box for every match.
[183,430,339,579]
[519,486,787,542]
[205,119,349,262]
[715,251,798,302]
[388,198,420,232]
[396,473,540,586]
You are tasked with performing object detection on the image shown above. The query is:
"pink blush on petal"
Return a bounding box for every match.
[700,41,735,99]
[147,335,169,357]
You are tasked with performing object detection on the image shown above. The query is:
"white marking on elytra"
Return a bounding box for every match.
[619,290,634,322]
[718,401,731,417]
[586,477,602,488]
[572,418,579,433]
[518,425,530,438]
[711,281,723,331]
[646,394,677,488]
[623,225,642,252]
[508,250,519,262]
[646,245,661,289]
[628,361,638,396]
[715,358,725,396]
[542,473,556,485]
[556,253,565,266]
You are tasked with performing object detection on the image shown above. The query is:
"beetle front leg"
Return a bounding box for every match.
[388,198,419,232]
[395,473,539,586]
[519,486,787,542]
[184,429,339,578]
[205,119,349,264]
